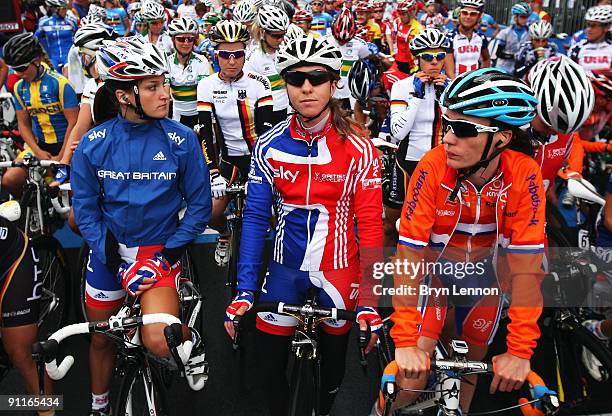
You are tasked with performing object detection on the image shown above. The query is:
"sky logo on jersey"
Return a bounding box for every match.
[88,129,106,141]
[526,173,541,226]
[167,131,185,146]
[274,166,300,183]
[405,169,428,221]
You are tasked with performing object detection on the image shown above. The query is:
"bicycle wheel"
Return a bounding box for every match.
[115,360,170,416]
[179,247,204,337]
[76,242,90,323]
[31,235,70,339]
[566,318,612,381]
[227,217,242,299]
[288,355,316,416]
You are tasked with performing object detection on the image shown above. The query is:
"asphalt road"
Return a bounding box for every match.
[0,244,611,416]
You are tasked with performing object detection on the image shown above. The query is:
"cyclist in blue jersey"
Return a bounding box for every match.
[71,38,211,416]
[310,0,333,35]
[515,20,559,78]
[493,2,531,74]
[103,0,129,36]
[195,13,222,73]
[479,12,499,38]
[35,0,78,72]
[2,33,78,199]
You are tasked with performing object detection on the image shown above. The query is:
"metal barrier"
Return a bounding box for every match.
[447,0,598,36]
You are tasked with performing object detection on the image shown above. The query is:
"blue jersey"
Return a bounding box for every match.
[12,66,78,145]
[196,38,219,73]
[311,12,332,36]
[35,14,78,70]
[71,116,212,265]
[105,7,128,36]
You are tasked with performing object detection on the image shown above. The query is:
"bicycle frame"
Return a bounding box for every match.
[226,183,246,298]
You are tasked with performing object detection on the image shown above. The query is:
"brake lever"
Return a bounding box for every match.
[232,315,242,351]
[359,324,371,374]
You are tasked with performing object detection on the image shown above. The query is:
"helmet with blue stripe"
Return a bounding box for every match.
[512,2,531,15]
[440,67,537,128]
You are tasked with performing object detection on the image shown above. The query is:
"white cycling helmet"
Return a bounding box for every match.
[127,2,142,14]
[257,5,290,32]
[284,23,305,43]
[88,4,107,19]
[529,56,595,134]
[96,38,169,81]
[234,1,257,23]
[585,5,612,25]
[528,20,553,39]
[202,0,213,7]
[459,0,484,11]
[276,34,342,75]
[409,27,451,54]
[74,24,117,52]
[167,16,199,36]
[80,14,104,25]
[45,0,68,7]
[140,1,166,21]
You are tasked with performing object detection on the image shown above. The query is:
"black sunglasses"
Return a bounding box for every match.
[283,70,334,87]
[442,114,499,138]
[216,49,246,59]
[10,63,31,72]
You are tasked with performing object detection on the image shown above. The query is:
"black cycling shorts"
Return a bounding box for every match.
[219,154,251,185]
[179,114,199,130]
[0,225,39,328]
[385,140,419,210]
[38,142,63,157]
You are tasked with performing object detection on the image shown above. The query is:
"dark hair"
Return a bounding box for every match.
[500,124,535,157]
[92,79,136,125]
[329,98,367,139]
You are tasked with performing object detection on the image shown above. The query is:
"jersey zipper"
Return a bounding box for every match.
[305,140,313,269]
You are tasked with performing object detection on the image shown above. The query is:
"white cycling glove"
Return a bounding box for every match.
[210,171,227,199]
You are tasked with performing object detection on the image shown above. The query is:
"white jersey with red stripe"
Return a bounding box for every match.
[569,38,612,76]
[447,28,489,75]
[196,71,273,156]
[325,35,371,100]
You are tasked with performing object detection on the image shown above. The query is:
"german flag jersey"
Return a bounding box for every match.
[196,70,273,157]
[13,66,78,145]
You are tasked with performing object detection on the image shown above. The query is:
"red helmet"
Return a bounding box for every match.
[293,9,313,23]
[355,25,369,41]
[372,1,384,12]
[332,8,356,44]
[397,0,416,12]
[591,68,612,98]
[353,0,370,12]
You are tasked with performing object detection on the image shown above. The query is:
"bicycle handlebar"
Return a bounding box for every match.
[250,302,357,322]
[0,159,57,169]
[379,359,559,416]
[34,313,193,380]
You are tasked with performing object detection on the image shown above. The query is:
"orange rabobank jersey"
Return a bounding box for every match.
[391,145,546,359]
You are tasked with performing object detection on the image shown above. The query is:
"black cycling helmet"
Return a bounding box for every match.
[3,33,43,68]
[348,60,375,104]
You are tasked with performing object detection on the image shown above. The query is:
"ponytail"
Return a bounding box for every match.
[329,97,367,139]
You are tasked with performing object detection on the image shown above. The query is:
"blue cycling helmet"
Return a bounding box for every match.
[348,59,376,104]
[440,67,537,127]
[512,2,531,16]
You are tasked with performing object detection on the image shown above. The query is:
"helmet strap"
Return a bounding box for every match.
[130,83,163,120]
[448,131,504,201]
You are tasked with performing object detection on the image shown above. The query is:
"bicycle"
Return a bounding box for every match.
[372,137,398,206]
[32,310,205,415]
[225,182,246,298]
[232,289,370,416]
[0,156,71,337]
[378,339,560,416]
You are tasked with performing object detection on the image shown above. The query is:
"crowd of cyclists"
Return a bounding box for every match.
[0,0,611,414]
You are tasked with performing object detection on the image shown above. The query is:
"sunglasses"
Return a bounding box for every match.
[517,14,529,18]
[311,2,323,5]
[442,115,499,138]
[10,63,31,73]
[216,49,246,59]
[460,9,480,17]
[175,36,195,43]
[283,70,334,87]
[266,31,286,39]
[418,52,446,62]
